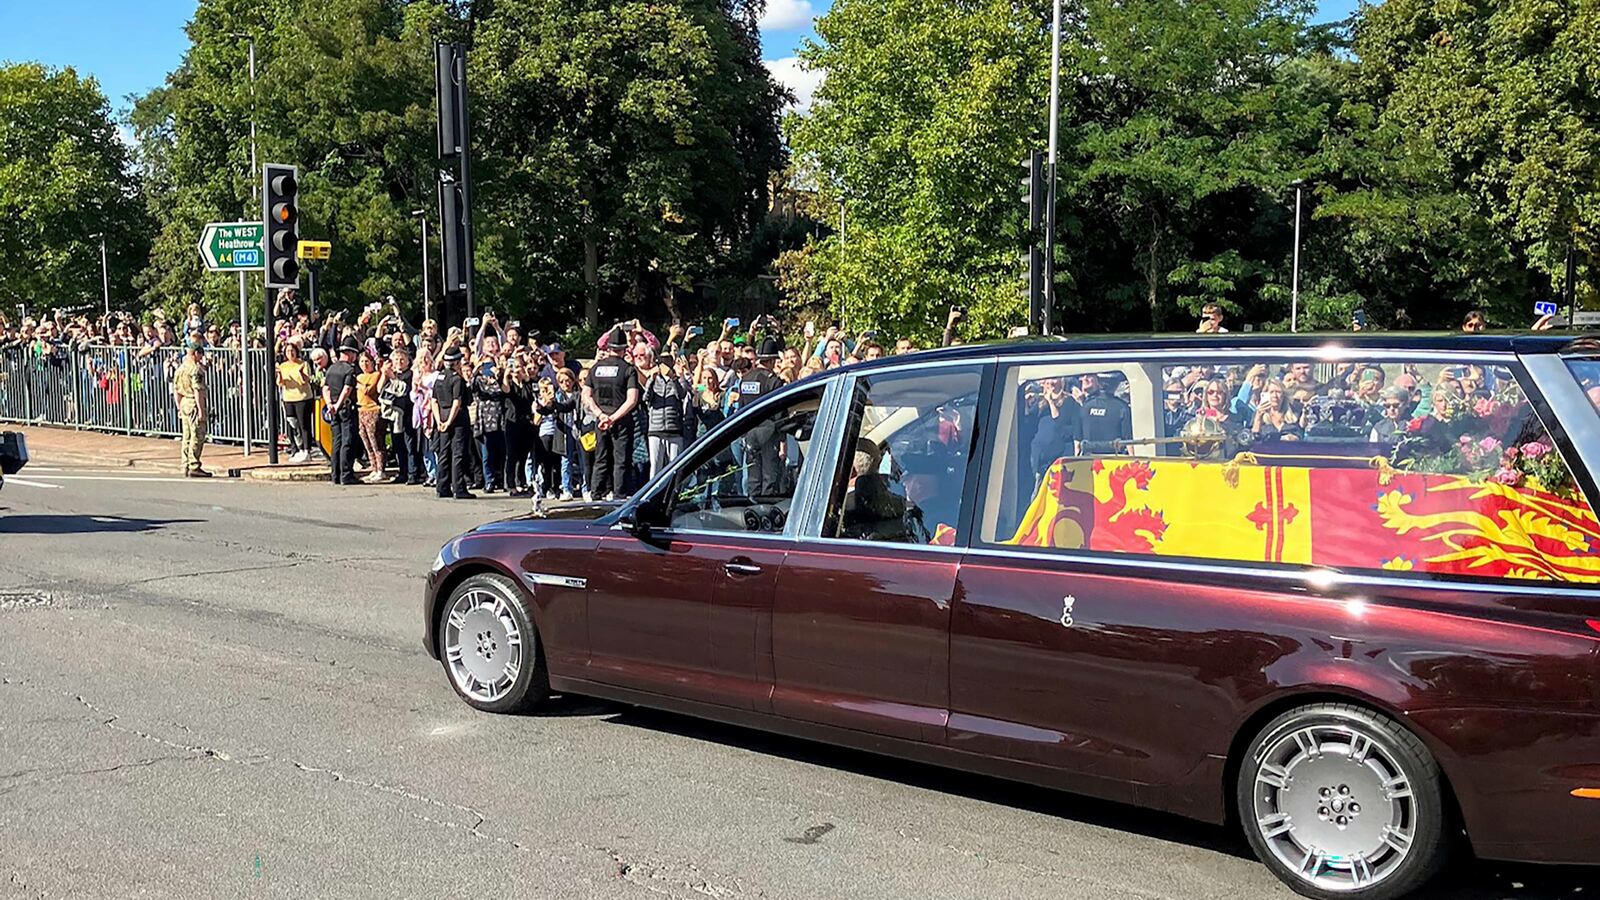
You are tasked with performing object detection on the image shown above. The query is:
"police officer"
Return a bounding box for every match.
[1079,372,1132,455]
[582,327,641,500]
[322,337,361,484]
[431,347,475,499]
[174,339,211,477]
[735,336,786,497]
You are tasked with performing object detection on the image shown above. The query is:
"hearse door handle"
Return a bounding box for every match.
[724,559,762,577]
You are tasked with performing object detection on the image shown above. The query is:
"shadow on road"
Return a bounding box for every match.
[575,699,1593,899]
[0,514,203,535]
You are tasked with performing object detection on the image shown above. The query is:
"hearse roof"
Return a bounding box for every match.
[830,331,1595,377]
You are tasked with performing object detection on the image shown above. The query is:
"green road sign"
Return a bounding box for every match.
[198,221,265,272]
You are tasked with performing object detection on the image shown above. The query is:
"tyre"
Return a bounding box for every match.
[1237,702,1450,900]
[439,572,549,713]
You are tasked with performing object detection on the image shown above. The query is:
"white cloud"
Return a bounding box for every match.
[759,0,817,32]
[765,56,824,113]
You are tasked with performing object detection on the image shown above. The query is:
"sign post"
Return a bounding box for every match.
[198,222,266,456]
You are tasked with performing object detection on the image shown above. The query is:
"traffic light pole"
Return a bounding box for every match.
[265,283,278,464]
[1043,0,1062,336]
[455,50,476,321]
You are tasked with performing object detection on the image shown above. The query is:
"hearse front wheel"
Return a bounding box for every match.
[440,572,549,713]
[1237,703,1449,900]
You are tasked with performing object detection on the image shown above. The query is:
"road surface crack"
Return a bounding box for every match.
[289,761,529,852]
[595,845,755,899]
[114,561,303,589]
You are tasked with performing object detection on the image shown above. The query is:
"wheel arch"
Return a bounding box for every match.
[429,559,540,656]
[1220,688,1467,843]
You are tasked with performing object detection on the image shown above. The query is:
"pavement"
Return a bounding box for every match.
[0,454,1592,898]
[8,424,320,479]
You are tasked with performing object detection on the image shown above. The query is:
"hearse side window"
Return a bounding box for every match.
[662,389,823,534]
[977,355,1600,584]
[821,367,982,545]
[1564,358,1600,412]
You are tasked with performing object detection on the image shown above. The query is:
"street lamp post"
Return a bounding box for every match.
[411,209,431,323]
[230,33,259,455]
[91,233,109,319]
[1290,182,1303,334]
[1043,0,1062,335]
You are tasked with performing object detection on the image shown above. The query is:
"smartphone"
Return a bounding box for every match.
[1534,300,1559,317]
[464,317,481,328]
[687,325,704,338]
[862,330,878,341]
[727,318,741,328]
[952,305,967,315]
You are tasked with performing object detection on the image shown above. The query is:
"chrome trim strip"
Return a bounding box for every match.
[960,545,1600,599]
[790,375,851,539]
[987,347,1516,365]
[522,572,588,589]
[1520,353,1600,511]
[791,535,967,556]
[640,527,793,543]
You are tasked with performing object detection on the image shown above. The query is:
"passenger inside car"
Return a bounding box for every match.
[838,438,906,541]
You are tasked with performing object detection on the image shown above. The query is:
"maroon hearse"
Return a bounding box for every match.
[425,335,1600,899]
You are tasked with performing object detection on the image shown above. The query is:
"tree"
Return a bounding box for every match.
[1351,0,1599,305]
[472,0,786,329]
[782,0,1050,343]
[0,63,148,314]
[1064,0,1323,330]
[132,0,443,322]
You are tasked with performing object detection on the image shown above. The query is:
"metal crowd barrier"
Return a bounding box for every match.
[0,344,273,448]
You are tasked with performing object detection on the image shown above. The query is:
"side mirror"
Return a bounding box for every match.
[619,498,663,537]
[617,508,648,537]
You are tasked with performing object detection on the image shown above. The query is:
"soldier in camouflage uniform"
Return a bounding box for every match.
[174,341,212,478]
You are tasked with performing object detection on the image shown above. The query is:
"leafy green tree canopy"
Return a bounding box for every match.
[0,62,147,314]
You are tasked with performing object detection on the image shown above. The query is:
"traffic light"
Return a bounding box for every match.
[1020,152,1045,333]
[437,177,469,294]
[435,43,466,159]
[262,164,300,289]
[1020,151,1045,235]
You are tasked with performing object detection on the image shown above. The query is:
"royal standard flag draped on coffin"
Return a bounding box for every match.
[1007,458,1600,582]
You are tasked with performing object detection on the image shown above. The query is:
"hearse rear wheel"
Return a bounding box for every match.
[1238,703,1449,900]
[440,572,549,713]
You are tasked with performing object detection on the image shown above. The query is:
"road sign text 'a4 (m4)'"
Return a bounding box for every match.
[198,222,266,272]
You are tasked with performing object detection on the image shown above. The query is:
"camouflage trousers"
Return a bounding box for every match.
[179,400,207,473]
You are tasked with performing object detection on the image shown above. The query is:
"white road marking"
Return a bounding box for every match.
[33,475,222,484]
[4,477,62,489]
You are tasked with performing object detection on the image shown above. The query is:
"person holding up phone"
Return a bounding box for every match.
[942,306,965,347]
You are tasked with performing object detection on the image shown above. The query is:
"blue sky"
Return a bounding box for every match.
[1,0,1363,115]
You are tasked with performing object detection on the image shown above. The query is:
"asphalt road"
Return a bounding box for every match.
[0,464,1591,899]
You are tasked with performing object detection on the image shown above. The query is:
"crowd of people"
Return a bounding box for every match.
[0,295,1577,498]
[264,294,960,500]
